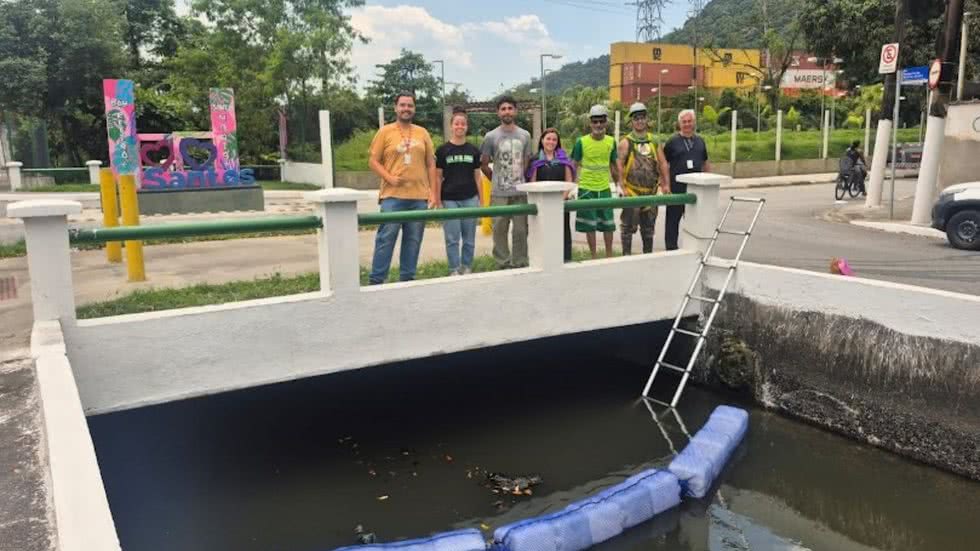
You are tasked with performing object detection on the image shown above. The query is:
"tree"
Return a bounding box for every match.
[122,0,180,70]
[166,0,366,162]
[367,49,441,131]
[0,0,127,165]
[799,0,947,85]
[785,106,800,128]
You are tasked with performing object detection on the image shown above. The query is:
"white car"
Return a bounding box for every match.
[931,182,980,250]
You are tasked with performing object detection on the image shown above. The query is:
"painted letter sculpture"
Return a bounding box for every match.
[103,79,254,190]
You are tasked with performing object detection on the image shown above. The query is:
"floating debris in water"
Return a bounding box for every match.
[368,469,377,477]
[485,472,542,496]
[377,495,389,501]
[354,524,377,544]
[444,454,454,463]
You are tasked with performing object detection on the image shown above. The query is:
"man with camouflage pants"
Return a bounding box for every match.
[616,102,670,254]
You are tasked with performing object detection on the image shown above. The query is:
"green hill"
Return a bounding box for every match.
[511,55,610,96]
[662,0,801,48]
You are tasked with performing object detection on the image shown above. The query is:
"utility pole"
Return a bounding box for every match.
[958,11,972,100]
[867,0,909,209]
[540,53,562,129]
[911,0,966,225]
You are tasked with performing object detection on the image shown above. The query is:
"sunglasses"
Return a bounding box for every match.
[590,118,607,124]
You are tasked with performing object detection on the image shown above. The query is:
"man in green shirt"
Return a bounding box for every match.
[571,105,620,259]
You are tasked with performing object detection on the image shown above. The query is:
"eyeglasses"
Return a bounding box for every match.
[590,119,606,124]
[632,114,647,120]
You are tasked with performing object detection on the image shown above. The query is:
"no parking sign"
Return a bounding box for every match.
[879,43,899,74]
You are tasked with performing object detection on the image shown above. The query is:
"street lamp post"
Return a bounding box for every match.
[757,83,773,132]
[958,12,972,100]
[540,53,562,128]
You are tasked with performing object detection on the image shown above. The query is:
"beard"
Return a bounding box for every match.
[500,115,514,124]
[398,111,414,121]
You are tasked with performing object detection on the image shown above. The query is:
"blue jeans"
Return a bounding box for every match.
[442,195,480,272]
[370,198,428,284]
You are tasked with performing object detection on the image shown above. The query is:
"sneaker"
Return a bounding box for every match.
[449,268,461,276]
[460,266,473,275]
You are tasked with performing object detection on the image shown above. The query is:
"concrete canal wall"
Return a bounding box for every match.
[697,262,980,480]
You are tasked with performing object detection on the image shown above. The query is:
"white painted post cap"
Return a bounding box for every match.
[277,159,287,164]
[303,188,373,203]
[517,181,576,193]
[676,173,729,187]
[5,161,23,168]
[85,160,103,166]
[7,199,82,219]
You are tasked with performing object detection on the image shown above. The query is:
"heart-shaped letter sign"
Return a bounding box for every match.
[140,140,175,168]
[178,138,218,171]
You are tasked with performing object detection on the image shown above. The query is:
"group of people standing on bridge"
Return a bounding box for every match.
[366,92,711,285]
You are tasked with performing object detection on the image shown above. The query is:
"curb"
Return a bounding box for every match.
[850,220,946,239]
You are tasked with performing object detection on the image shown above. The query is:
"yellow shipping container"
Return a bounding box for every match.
[700,48,762,89]
[610,85,622,103]
[609,64,623,86]
[609,42,695,65]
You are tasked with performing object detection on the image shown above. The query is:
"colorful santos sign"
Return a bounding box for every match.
[103,79,254,190]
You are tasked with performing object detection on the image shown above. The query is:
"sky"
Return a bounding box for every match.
[177,0,694,99]
[348,1,693,98]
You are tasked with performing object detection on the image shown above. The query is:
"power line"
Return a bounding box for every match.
[541,0,633,15]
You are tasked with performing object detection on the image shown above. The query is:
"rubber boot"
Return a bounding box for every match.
[621,234,633,256]
[641,234,654,254]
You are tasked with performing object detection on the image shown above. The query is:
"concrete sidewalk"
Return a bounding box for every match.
[823,179,946,240]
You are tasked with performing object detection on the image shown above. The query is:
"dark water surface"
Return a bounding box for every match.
[88,323,980,551]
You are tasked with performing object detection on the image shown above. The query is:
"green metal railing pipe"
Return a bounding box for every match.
[564,193,696,211]
[67,193,696,244]
[358,204,537,226]
[70,215,321,243]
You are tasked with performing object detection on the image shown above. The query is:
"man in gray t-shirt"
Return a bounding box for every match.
[480,96,532,268]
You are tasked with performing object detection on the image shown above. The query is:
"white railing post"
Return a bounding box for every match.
[6,161,23,191]
[7,200,81,322]
[822,110,831,159]
[730,110,737,163]
[319,110,334,189]
[518,181,575,272]
[277,158,287,182]
[305,188,370,295]
[775,110,783,162]
[676,173,726,255]
[85,160,102,186]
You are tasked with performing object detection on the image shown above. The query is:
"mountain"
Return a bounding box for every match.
[510,55,610,96]
[662,0,802,48]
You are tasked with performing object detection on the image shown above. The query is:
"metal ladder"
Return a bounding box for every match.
[641,196,766,408]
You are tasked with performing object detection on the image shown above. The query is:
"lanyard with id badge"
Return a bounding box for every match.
[400,127,413,165]
[683,137,696,170]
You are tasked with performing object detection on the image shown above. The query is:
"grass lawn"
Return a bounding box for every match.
[75,249,607,318]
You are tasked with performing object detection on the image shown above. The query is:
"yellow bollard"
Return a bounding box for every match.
[98,168,122,263]
[480,175,493,236]
[117,174,145,282]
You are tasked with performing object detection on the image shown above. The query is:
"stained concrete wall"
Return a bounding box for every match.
[697,262,980,480]
[939,101,980,191]
[64,252,700,415]
[335,171,378,190]
[31,321,120,551]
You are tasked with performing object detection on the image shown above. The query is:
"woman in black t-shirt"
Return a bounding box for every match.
[435,111,484,275]
[527,128,576,261]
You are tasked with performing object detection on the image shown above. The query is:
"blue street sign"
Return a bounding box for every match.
[901,65,929,85]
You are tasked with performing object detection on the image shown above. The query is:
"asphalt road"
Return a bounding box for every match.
[711,179,980,295]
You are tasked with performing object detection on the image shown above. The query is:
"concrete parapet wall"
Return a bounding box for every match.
[697,262,980,479]
[31,321,120,550]
[283,161,328,187]
[64,252,700,414]
[335,171,378,190]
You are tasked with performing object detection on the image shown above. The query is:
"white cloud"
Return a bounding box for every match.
[350,5,474,78]
[348,6,564,97]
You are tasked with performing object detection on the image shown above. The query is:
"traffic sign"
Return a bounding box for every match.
[879,43,899,74]
[928,58,942,89]
[901,66,929,85]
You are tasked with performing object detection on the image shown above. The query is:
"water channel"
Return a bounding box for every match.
[88,323,980,551]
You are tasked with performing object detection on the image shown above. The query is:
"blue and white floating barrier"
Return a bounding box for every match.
[333,406,748,551]
[491,469,681,551]
[332,529,487,551]
[668,405,749,498]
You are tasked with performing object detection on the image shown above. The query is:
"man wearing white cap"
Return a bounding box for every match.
[617,102,670,254]
[571,105,620,259]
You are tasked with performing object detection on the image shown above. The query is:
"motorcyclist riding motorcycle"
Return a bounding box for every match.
[840,140,867,194]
